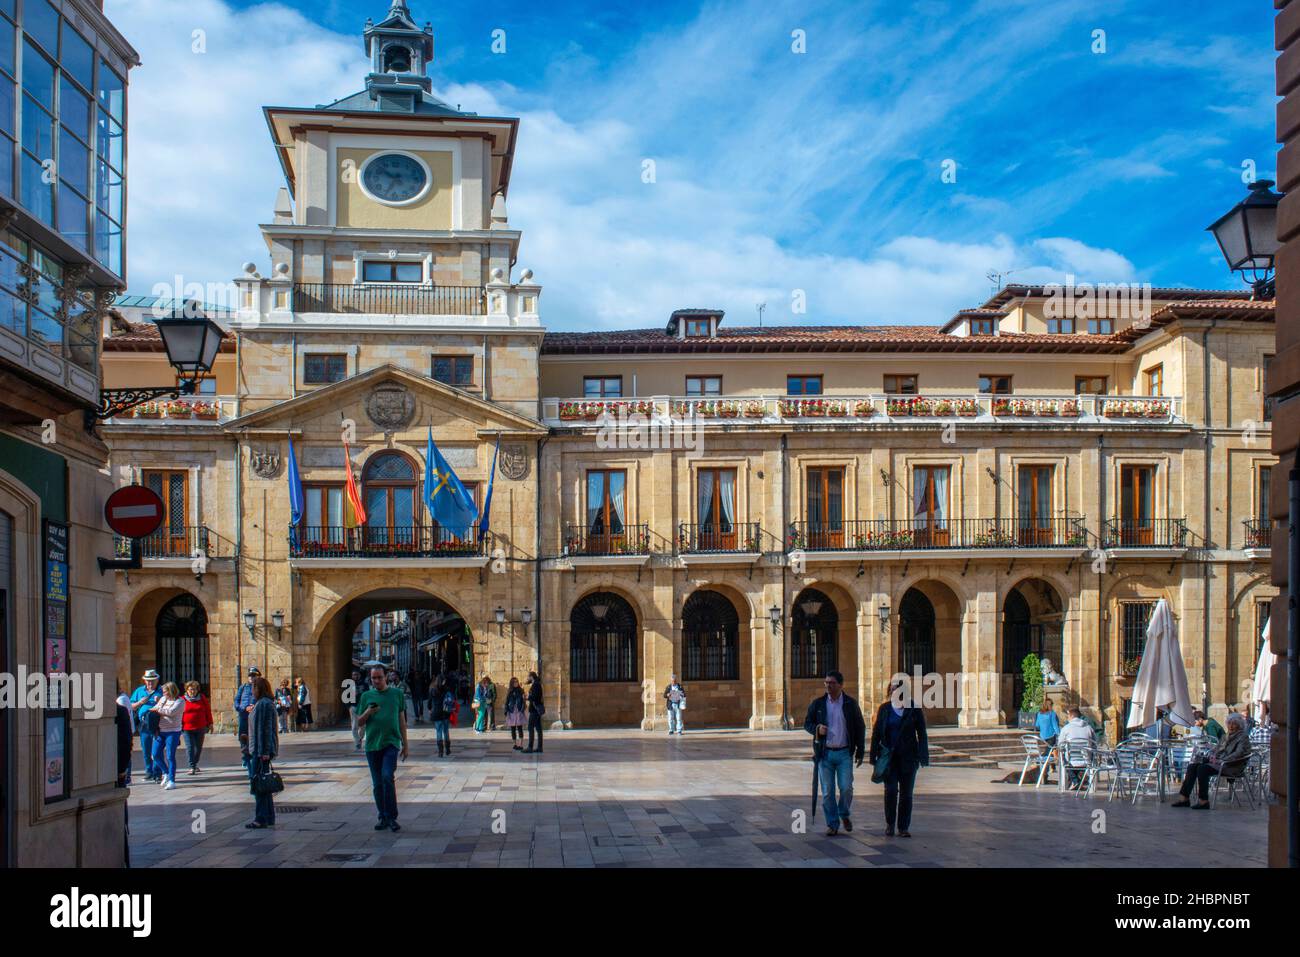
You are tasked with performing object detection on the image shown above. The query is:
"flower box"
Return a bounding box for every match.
[742,401,766,418]
[853,400,874,418]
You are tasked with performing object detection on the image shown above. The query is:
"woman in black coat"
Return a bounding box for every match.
[869,679,929,837]
[524,671,544,754]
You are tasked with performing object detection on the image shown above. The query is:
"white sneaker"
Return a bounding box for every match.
[159,777,167,787]
[164,781,176,790]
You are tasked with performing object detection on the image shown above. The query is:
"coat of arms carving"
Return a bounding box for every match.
[250,449,281,479]
[499,443,529,480]
[366,385,416,431]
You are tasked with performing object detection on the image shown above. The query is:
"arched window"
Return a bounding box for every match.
[363,451,418,547]
[683,590,739,681]
[791,588,837,678]
[899,588,935,676]
[570,592,637,683]
[156,594,209,691]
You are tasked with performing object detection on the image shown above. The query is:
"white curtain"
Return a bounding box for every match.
[586,472,602,530]
[912,470,928,530]
[698,469,715,527]
[933,468,949,528]
[719,471,735,531]
[609,471,626,531]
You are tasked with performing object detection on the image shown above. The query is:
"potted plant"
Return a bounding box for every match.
[1018,653,1043,728]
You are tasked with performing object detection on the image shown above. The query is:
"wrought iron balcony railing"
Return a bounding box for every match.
[113,525,233,559]
[1243,519,1273,550]
[564,524,651,557]
[289,524,489,558]
[1101,518,1188,549]
[677,522,765,554]
[786,517,1090,552]
[292,283,486,316]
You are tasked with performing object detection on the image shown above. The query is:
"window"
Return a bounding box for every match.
[970,318,996,336]
[304,484,345,545]
[361,260,423,283]
[685,375,722,396]
[787,375,823,396]
[1118,465,1155,545]
[143,469,188,556]
[1075,376,1107,395]
[792,589,837,679]
[95,57,125,276]
[978,374,1012,395]
[586,469,627,545]
[912,466,950,546]
[181,372,217,395]
[1046,316,1076,335]
[1259,465,1272,523]
[583,376,622,398]
[1017,465,1053,544]
[696,467,737,549]
[303,353,346,384]
[682,317,710,338]
[432,355,473,387]
[1143,365,1163,396]
[1088,316,1114,335]
[805,467,844,548]
[883,374,918,395]
[570,592,637,683]
[1264,354,1274,422]
[363,451,418,547]
[1119,601,1154,670]
[682,590,739,681]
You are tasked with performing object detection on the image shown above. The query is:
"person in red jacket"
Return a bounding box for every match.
[182,680,214,775]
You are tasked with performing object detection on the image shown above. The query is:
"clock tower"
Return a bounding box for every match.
[363,0,436,112]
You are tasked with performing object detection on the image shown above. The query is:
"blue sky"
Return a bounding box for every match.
[107,0,1277,330]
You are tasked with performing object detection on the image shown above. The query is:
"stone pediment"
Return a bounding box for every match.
[223,364,545,439]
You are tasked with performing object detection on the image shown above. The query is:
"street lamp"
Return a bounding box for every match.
[878,604,891,632]
[87,300,227,430]
[590,602,609,622]
[243,609,257,637]
[519,608,533,627]
[769,604,782,631]
[800,599,823,618]
[494,606,506,626]
[1207,179,1282,298]
[271,609,284,635]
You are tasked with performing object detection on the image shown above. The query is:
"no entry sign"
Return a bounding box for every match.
[104,485,164,539]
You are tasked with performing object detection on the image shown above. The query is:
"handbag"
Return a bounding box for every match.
[870,745,892,784]
[250,763,284,797]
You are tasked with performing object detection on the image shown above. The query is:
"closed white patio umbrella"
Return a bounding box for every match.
[1127,598,1197,729]
[1251,617,1275,720]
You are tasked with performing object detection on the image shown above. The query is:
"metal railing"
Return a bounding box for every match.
[289,524,488,558]
[1243,519,1273,550]
[563,523,651,556]
[113,525,229,559]
[1102,518,1189,549]
[677,522,764,553]
[786,517,1090,551]
[292,283,487,316]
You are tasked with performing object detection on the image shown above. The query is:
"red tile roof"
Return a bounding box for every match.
[103,321,236,353]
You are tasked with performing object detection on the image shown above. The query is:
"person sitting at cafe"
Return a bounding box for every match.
[1192,709,1225,742]
[1172,714,1251,809]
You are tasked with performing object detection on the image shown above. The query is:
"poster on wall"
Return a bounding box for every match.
[43,713,67,802]
[43,520,69,710]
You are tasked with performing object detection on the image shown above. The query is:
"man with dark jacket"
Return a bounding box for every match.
[870,680,930,837]
[804,670,866,836]
[524,671,545,754]
[234,667,260,770]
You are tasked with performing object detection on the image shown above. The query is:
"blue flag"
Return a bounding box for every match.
[479,434,500,543]
[425,428,479,540]
[287,437,304,549]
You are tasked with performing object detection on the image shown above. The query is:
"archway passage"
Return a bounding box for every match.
[568,591,640,726]
[790,585,859,707]
[156,593,210,693]
[897,582,963,724]
[680,588,750,726]
[1001,579,1064,724]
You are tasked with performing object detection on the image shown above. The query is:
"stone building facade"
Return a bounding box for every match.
[100,2,1278,744]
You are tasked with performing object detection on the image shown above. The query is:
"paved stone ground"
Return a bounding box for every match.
[126,725,1268,868]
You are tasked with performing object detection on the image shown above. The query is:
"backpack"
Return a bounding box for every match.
[442,691,456,713]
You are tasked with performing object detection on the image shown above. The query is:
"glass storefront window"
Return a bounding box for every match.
[20,152,52,224]
[96,58,123,122]
[21,39,53,106]
[21,93,53,157]
[95,110,122,169]
[60,23,93,90]
[59,76,89,137]
[57,186,86,249]
[0,20,13,78]
[0,77,13,137]
[59,127,87,194]
[23,0,58,57]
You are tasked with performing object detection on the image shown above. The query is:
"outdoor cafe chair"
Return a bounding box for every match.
[1017,734,1051,786]
[1110,743,1159,804]
[1082,746,1116,798]
[1061,741,1092,794]
[1210,762,1255,810]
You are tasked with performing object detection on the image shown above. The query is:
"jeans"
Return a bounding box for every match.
[667,705,684,734]
[488,705,496,730]
[249,756,275,825]
[152,731,181,784]
[819,747,854,826]
[350,706,361,748]
[140,730,158,779]
[183,730,206,769]
[1180,761,1218,801]
[366,745,400,823]
[278,711,288,734]
[883,762,919,831]
[433,719,450,748]
[528,712,543,751]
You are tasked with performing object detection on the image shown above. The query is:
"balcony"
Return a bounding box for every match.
[677,522,766,554]
[1101,518,1188,549]
[563,524,651,557]
[289,525,490,561]
[292,283,486,316]
[786,518,1089,552]
[541,393,1184,428]
[113,525,235,562]
[1243,519,1273,552]
[105,395,235,424]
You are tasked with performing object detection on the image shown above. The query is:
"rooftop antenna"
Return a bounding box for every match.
[987,268,1026,294]
[756,302,767,327]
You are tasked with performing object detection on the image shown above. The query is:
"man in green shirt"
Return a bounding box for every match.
[1193,710,1225,742]
[357,666,408,832]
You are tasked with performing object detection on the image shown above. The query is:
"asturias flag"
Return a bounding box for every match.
[287,438,304,527]
[425,428,479,540]
[343,441,366,524]
[479,433,500,543]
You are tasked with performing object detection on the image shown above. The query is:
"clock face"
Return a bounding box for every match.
[360,152,429,205]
